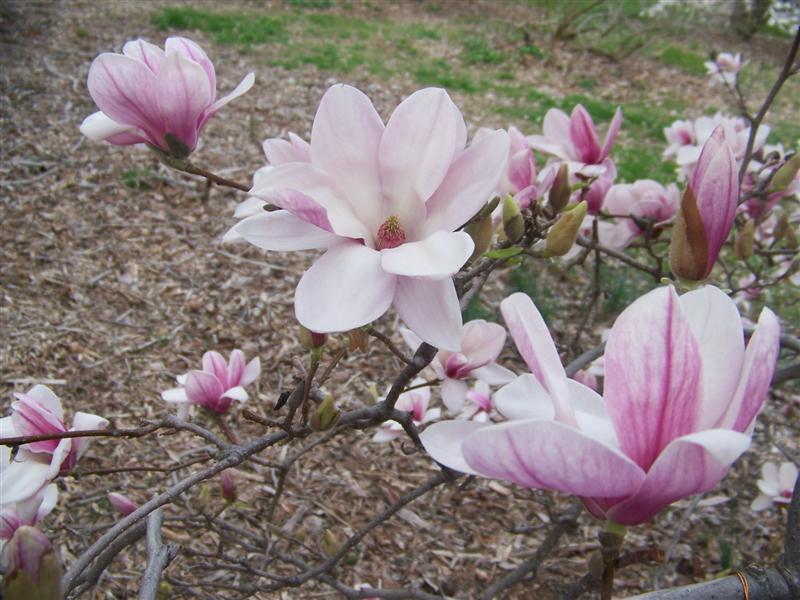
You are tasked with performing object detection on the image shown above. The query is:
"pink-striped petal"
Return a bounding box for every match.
[463,420,645,496]
[165,37,215,97]
[241,357,261,387]
[569,105,602,164]
[604,286,702,470]
[86,53,161,143]
[441,378,469,413]
[263,132,311,165]
[185,371,225,407]
[202,351,229,383]
[205,72,255,119]
[420,420,490,474]
[155,50,213,152]
[493,374,555,421]
[599,107,622,162]
[227,350,246,388]
[719,306,780,432]
[604,428,751,525]
[122,39,165,72]
[460,320,507,370]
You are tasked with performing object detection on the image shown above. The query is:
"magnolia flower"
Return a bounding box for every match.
[600,179,680,250]
[0,386,108,504]
[458,381,494,422]
[422,286,779,525]
[80,37,254,157]
[663,119,695,158]
[705,52,744,85]
[1,485,57,568]
[400,321,515,413]
[670,125,738,281]
[583,163,617,215]
[229,85,510,350]
[751,461,798,511]
[528,104,622,176]
[674,114,767,179]
[161,349,260,414]
[371,380,440,442]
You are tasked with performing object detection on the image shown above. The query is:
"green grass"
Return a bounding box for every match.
[152,7,285,45]
[462,36,507,65]
[414,59,483,93]
[660,45,707,76]
[121,167,154,190]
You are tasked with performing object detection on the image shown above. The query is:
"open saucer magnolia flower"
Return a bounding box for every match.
[705,52,744,85]
[80,37,254,158]
[600,180,680,250]
[422,286,779,526]
[751,461,798,511]
[161,350,260,414]
[528,104,622,176]
[0,386,108,505]
[371,380,440,443]
[229,85,510,350]
[400,321,515,413]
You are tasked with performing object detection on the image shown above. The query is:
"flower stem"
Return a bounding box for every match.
[599,522,626,600]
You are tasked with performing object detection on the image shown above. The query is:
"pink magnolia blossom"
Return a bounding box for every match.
[705,52,745,85]
[674,114,767,179]
[601,179,680,250]
[528,104,622,176]
[751,461,798,511]
[0,385,108,505]
[458,381,494,422]
[583,163,617,215]
[422,286,779,525]
[400,320,515,413]
[107,492,138,517]
[0,484,57,568]
[2,525,59,592]
[161,349,260,414]
[663,119,695,158]
[80,37,254,157]
[371,380,440,442]
[230,85,510,350]
[670,125,739,281]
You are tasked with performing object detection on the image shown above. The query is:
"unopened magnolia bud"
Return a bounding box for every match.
[669,186,709,281]
[299,326,327,351]
[464,214,494,261]
[734,220,755,260]
[107,492,138,517]
[545,201,587,257]
[347,329,368,353]
[310,394,341,431]
[502,195,525,243]
[773,212,790,242]
[549,163,571,212]
[772,154,800,191]
[3,526,62,600]
[785,225,799,249]
[220,470,237,503]
[322,528,340,558]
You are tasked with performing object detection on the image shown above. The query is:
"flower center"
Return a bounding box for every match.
[376,215,406,250]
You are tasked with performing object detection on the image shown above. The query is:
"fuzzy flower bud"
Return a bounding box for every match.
[549,163,571,212]
[464,214,494,262]
[310,394,341,431]
[299,326,327,351]
[772,154,800,191]
[107,492,138,517]
[546,200,588,256]
[502,195,525,243]
[734,220,755,260]
[219,470,237,503]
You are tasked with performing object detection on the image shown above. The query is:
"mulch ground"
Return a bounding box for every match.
[1,1,797,598]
